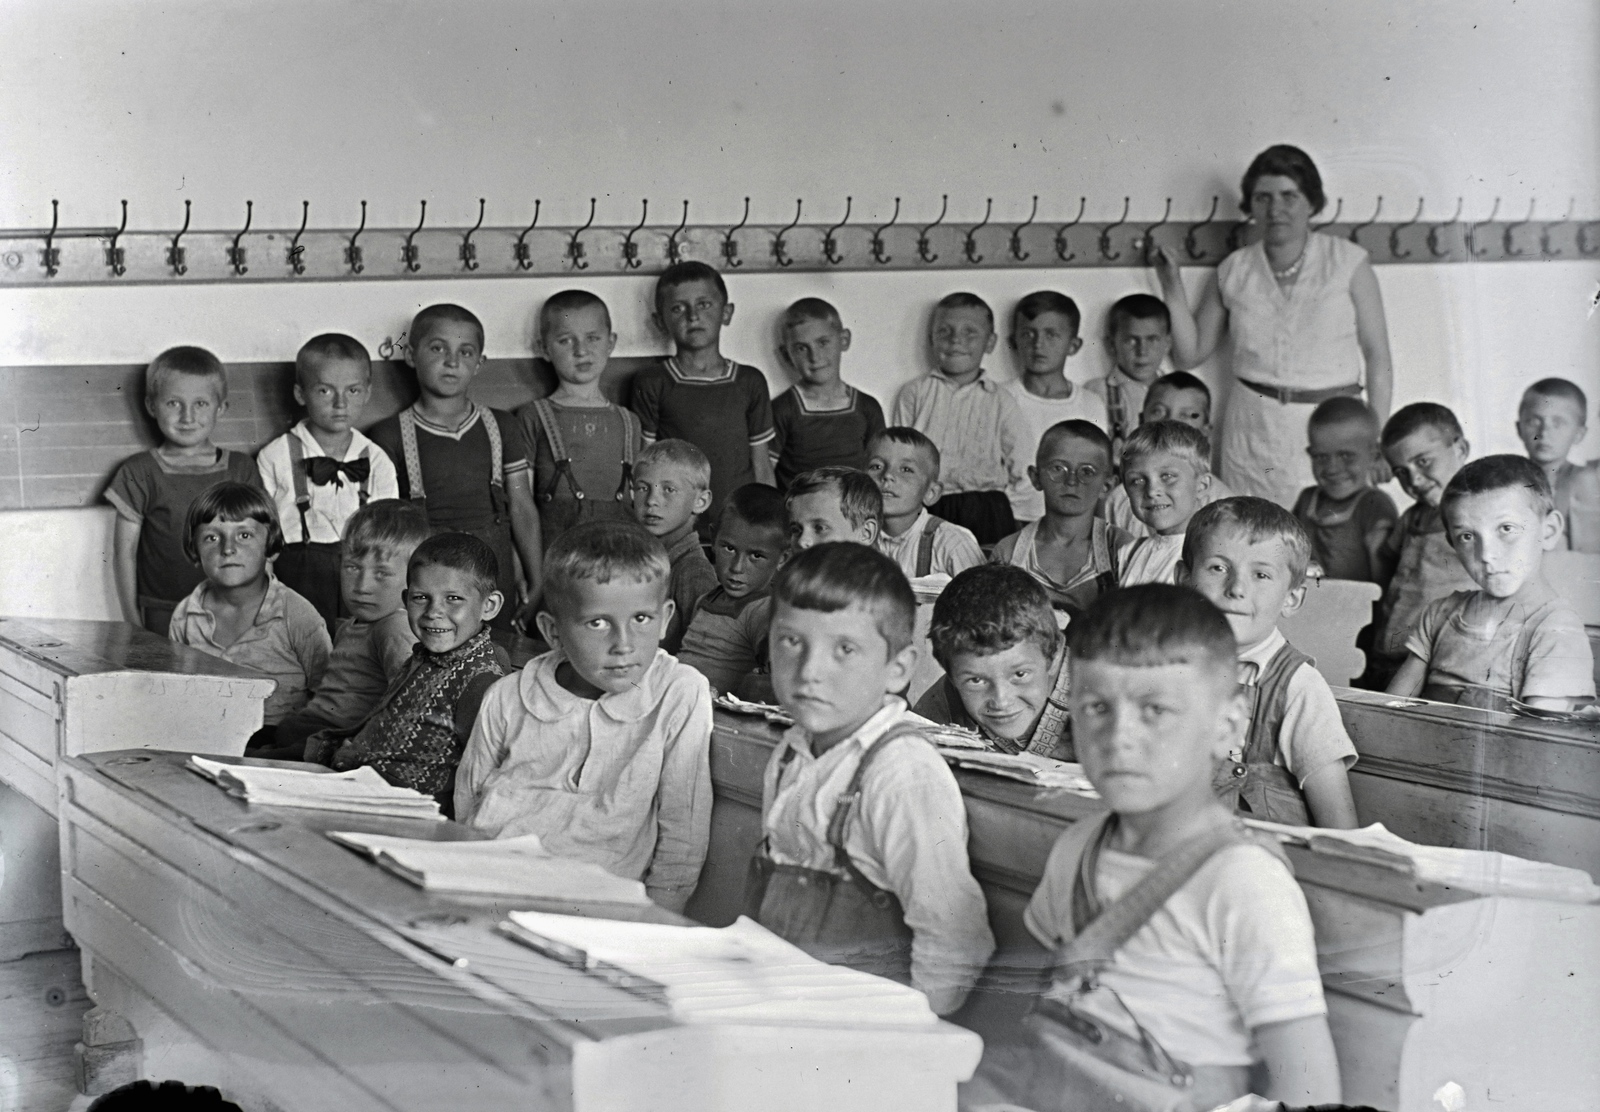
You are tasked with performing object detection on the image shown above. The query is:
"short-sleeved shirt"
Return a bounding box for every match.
[891,369,1030,502]
[1002,379,1111,521]
[1291,486,1398,582]
[992,518,1133,618]
[1374,502,1477,661]
[769,385,886,491]
[1406,588,1596,704]
[105,448,264,608]
[292,610,417,732]
[675,589,771,696]
[169,576,333,726]
[1024,832,1326,1067]
[366,405,530,533]
[256,423,400,545]
[1237,628,1358,780]
[515,400,641,548]
[876,509,986,580]
[630,358,775,520]
[662,532,721,655]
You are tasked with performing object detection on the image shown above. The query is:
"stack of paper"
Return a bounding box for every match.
[501,911,937,1027]
[909,573,952,604]
[712,692,794,728]
[186,755,443,820]
[327,831,650,905]
[939,749,1099,793]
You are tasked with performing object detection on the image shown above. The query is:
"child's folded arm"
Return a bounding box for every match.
[452,680,516,825]
[1521,606,1597,710]
[1385,654,1429,698]
[642,676,715,912]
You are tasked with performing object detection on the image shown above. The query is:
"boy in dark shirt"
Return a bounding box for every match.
[770,297,885,491]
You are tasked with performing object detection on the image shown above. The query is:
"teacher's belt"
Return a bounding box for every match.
[1237,378,1362,406]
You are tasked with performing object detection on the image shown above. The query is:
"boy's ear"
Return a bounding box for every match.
[292,383,307,408]
[1196,469,1214,495]
[1541,510,1566,551]
[885,641,920,696]
[1281,582,1308,617]
[1067,335,1084,357]
[659,596,677,628]
[860,519,881,545]
[534,608,561,649]
[983,331,998,355]
[1174,559,1192,585]
[1027,464,1043,493]
[480,590,505,624]
[838,328,852,352]
[693,488,714,515]
[1456,437,1472,460]
[922,478,944,507]
[777,343,795,372]
[722,302,736,326]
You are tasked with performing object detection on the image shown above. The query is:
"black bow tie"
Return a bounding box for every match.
[302,456,371,487]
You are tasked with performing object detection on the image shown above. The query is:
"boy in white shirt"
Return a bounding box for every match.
[864,428,985,579]
[1117,420,1214,586]
[1103,370,1236,539]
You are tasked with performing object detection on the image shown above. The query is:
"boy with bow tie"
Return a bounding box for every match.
[258,333,399,631]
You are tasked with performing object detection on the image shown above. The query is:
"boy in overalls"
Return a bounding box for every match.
[368,304,541,632]
[745,542,994,1016]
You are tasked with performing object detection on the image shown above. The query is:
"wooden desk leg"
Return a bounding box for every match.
[74,1006,141,1096]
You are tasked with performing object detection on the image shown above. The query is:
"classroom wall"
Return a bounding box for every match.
[1,0,1597,510]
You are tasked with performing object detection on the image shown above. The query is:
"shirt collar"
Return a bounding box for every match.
[878,508,932,553]
[413,627,494,668]
[1238,625,1287,669]
[665,531,704,561]
[191,574,289,633]
[665,357,736,385]
[408,403,482,440]
[930,367,996,392]
[291,420,374,461]
[697,585,768,618]
[520,648,672,723]
[781,696,908,761]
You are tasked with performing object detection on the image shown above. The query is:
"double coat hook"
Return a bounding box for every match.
[1055,197,1086,262]
[514,200,542,270]
[917,195,948,264]
[402,200,427,273]
[568,198,596,270]
[722,197,750,268]
[1010,195,1038,262]
[964,198,992,265]
[1099,197,1130,261]
[106,200,129,277]
[871,197,900,265]
[41,199,61,278]
[1428,198,1463,257]
[621,200,649,270]
[667,200,690,265]
[824,197,852,265]
[773,199,803,267]
[167,200,191,276]
[1389,198,1424,259]
[288,201,309,275]
[1185,197,1219,261]
[228,201,252,276]
[460,198,485,271]
[346,200,367,274]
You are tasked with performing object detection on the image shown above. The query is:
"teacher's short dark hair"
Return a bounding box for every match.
[1240,144,1327,216]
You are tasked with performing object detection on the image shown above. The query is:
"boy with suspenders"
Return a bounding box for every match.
[865,428,985,579]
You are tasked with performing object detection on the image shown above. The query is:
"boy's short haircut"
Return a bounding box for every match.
[1183,496,1314,588]
[781,297,843,332]
[343,499,433,561]
[542,521,671,608]
[410,303,485,350]
[636,438,713,491]
[1067,583,1237,684]
[1121,419,1212,475]
[539,288,612,335]
[1522,377,1588,416]
[720,482,789,536]
[1012,291,1081,337]
[295,333,372,389]
[655,260,728,310]
[1039,419,1113,464]
[1105,293,1172,339]
[183,481,283,563]
[409,532,501,597]
[786,467,883,530]
[1149,370,1213,412]
[1308,395,1379,436]
[1441,454,1555,519]
[1382,402,1464,449]
[869,426,942,475]
[1240,144,1328,215]
[934,291,995,332]
[771,542,916,655]
[146,345,228,406]
[928,564,1060,669]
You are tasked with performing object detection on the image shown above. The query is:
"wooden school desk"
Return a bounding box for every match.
[0,617,272,961]
[692,711,1600,1112]
[57,748,982,1112]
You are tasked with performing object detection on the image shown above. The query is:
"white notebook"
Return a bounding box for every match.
[187,755,444,820]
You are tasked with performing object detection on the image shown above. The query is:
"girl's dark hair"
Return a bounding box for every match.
[1240,144,1327,215]
[771,542,915,655]
[183,482,283,564]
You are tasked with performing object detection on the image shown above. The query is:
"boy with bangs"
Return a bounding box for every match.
[785,466,882,550]
[457,522,713,912]
[771,298,886,491]
[864,428,985,578]
[257,332,398,631]
[1516,377,1600,552]
[629,439,719,653]
[678,483,789,695]
[914,564,1074,761]
[1095,293,1174,457]
[1388,456,1594,711]
[1117,420,1214,586]
[1178,497,1359,827]
[749,543,993,1014]
[1292,396,1398,582]
[1102,371,1236,539]
[966,585,1339,1111]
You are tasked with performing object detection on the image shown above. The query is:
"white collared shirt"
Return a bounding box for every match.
[257,421,399,544]
[875,508,985,579]
[892,369,1030,501]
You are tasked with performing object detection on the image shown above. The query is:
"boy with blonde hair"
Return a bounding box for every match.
[785,466,882,550]
[771,297,886,491]
[1102,371,1236,539]
[1292,396,1398,581]
[629,438,719,653]
[1117,420,1214,586]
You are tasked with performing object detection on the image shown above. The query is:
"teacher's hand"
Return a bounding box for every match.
[1150,244,1184,291]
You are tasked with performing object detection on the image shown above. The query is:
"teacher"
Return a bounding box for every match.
[1154,144,1393,508]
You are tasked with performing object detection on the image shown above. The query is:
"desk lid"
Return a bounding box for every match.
[0,615,273,687]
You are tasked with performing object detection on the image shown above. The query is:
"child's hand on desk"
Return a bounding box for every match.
[328,742,364,772]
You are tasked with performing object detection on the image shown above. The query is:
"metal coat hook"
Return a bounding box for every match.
[774,199,803,268]
[106,200,129,277]
[402,200,427,273]
[621,199,649,270]
[568,198,596,270]
[1349,197,1382,246]
[1055,197,1086,262]
[824,196,853,265]
[1389,198,1424,259]
[1010,195,1038,261]
[1428,198,1463,257]
[964,198,993,265]
[871,197,900,265]
[917,195,948,264]
[288,201,309,275]
[42,199,60,278]
[228,201,252,276]
[1185,196,1219,261]
[667,200,690,264]
[1139,197,1172,263]
[1098,197,1130,261]
[1503,198,1535,257]
[461,198,486,271]
[167,199,191,276]
[1468,197,1501,258]
[514,200,542,270]
[1312,198,1344,231]
[722,197,750,268]
[1542,198,1574,257]
[346,200,367,274]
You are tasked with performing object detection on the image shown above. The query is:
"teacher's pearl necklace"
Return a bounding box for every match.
[1270,243,1307,281]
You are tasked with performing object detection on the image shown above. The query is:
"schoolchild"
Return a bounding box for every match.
[1291,396,1399,581]
[785,466,882,550]
[1178,498,1360,827]
[630,439,719,653]
[256,333,398,631]
[1116,420,1214,586]
[323,533,510,813]
[168,482,331,728]
[992,420,1131,620]
[748,543,994,1014]
[1003,291,1110,522]
[1096,293,1174,459]
[1516,377,1600,552]
[107,346,264,636]
[677,483,788,694]
[770,298,886,491]
[630,261,776,536]
[367,304,541,631]
[965,585,1340,1111]
[864,428,985,579]
[515,289,642,551]
[891,292,1030,546]
[1388,456,1595,711]
[1102,370,1236,539]
[456,522,713,912]
[913,564,1074,761]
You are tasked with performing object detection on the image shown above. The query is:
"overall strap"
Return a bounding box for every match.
[481,408,505,488]
[825,722,928,874]
[357,442,373,506]
[285,433,312,541]
[616,407,639,501]
[398,409,427,502]
[1094,518,1120,594]
[1241,641,1315,764]
[530,398,581,503]
[914,515,941,578]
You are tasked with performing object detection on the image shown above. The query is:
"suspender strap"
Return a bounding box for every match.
[914,515,941,578]
[529,398,580,503]
[398,409,427,502]
[357,444,372,506]
[285,434,312,541]
[824,722,930,878]
[481,408,505,487]
[616,408,638,501]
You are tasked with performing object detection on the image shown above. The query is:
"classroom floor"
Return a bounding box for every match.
[0,948,91,1112]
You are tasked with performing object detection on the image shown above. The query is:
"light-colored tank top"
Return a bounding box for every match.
[1218,232,1366,391]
